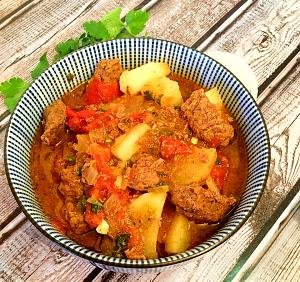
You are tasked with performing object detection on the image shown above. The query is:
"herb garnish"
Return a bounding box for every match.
[216,158,222,165]
[87,197,103,213]
[0,8,150,112]
[114,233,131,258]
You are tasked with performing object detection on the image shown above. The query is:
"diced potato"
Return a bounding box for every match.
[165,213,191,254]
[171,148,217,184]
[141,76,183,107]
[205,87,223,105]
[120,62,171,95]
[129,188,168,258]
[111,123,150,161]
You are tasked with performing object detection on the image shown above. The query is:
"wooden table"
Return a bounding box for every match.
[0,0,299,281]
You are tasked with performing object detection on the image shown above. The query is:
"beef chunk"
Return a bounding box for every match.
[169,183,236,223]
[65,199,89,234]
[181,89,234,146]
[94,59,123,83]
[41,99,66,146]
[58,166,83,200]
[125,153,166,191]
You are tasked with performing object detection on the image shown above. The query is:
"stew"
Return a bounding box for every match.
[30,59,247,259]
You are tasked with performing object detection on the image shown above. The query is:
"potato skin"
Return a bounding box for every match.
[120,62,171,95]
[141,76,183,107]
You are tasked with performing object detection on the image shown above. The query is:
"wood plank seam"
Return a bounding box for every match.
[191,0,256,50]
[0,0,41,29]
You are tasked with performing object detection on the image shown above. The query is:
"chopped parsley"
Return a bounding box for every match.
[216,158,222,165]
[114,233,131,258]
[87,197,103,213]
[66,155,76,165]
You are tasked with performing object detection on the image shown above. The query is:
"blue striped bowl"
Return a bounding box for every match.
[5,38,270,273]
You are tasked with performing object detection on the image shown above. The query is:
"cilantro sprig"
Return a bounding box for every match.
[0,7,149,112]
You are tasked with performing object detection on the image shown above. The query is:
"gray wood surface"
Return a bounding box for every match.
[0,0,299,281]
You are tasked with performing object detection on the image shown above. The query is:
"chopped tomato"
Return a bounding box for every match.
[85,203,105,228]
[210,153,229,190]
[84,77,121,104]
[160,136,192,160]
[66,107,117,133]
[129,111,148,123]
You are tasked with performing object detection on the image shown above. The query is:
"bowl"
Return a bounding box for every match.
[5,38,270,273]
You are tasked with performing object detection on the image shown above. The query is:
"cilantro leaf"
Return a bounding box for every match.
[83,21,110,41]
[78,32,97,48]
[125,10,149,36]
[31,53,49,80]
[0,77,29,112]
[101,7,124,38]
[54,38,79,61]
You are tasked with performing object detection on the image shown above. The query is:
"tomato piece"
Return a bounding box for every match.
[210,153,229,190]
[129,111,148,123]
[160,136,192,160]
[84,77,121,104]
[85,203,105,228]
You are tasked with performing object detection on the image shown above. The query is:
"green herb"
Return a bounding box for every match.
[0,7,150,112]
[76,166,82,176]
[66,155,76,164]
[54,38,79,62]
[67,73,74,81]
[87,197,103,213]
[114,233,130,258]
[101,7,124,38]
[83,21,110,41]
[78,195,87,211]
[0,78,29,112]
[31,53,49,80]
[143,90,153,100]
[124,10,149,36]
[216,158,222,165]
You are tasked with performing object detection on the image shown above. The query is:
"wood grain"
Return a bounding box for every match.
[0,0,33,22]
[206,0,300,86]
[0,0,241,115]
[0,221,94,281]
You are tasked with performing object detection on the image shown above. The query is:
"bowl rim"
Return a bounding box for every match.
[4,37,271,269]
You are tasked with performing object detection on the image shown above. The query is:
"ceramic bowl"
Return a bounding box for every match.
[5,38,270,273]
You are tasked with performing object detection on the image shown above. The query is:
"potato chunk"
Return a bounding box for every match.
[111,123,150,161]
[129,187,168,258]
[165,213,190,254]
[170,148,217,185]
[205,87,223,106]
[120,62,171,95]
[141,76,183,107]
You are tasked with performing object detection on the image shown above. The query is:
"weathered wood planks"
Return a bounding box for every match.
[206,0,300,86]
[0,0,300,281]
